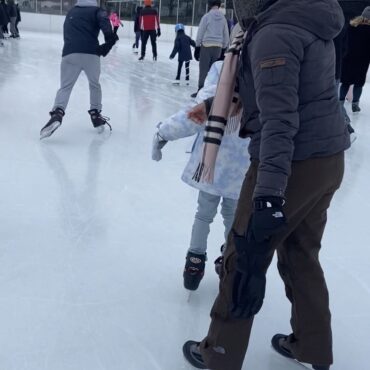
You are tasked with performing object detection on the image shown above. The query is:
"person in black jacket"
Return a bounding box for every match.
[132,5,142,53]
[7,0,17,37]
[0,0,7,43]
[40,0,118,140]
[339,6,370,112]
[169,24,195,85]
[0,0,10,35]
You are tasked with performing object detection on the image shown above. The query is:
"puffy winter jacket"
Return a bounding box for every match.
[109,12,121,27]
[157,62,250,200]
[139,6,160,31]
[238,0,350,198]
[62,6,114,57]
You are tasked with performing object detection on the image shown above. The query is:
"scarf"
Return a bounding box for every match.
[192,26,249,183]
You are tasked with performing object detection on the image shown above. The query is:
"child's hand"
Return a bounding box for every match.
[187,103,207,124]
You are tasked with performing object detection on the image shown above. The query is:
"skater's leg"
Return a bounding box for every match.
[276,191,336,366]
[198,46,212,90]
[189,191,221,255]
[53,54,83,111]
[82,54,102,111]
[176,61,183,80]
[149,30,157,58]
[113,26,118,34]
[220,197,237,243]
[352,84,363,103]
[135,31,141,48]
[185,61,190,81]
[140,31,149,58]
[9,17,16,37]
[339,83,350,101]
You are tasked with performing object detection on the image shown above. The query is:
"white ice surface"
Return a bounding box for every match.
[0,32,369,370]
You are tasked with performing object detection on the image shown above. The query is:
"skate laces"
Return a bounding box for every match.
[101,115,112,131]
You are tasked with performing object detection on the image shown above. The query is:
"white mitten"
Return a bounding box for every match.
[151,128,168,161]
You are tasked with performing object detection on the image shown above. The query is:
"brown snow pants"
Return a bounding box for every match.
[200,152,345,370]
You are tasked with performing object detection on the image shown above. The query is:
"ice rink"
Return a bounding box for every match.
[0,31,369,370]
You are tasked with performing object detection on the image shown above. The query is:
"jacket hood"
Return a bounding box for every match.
[209,8,226,20]
[256,0,345,40]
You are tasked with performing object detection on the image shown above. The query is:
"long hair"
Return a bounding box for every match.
[350,16,370,27]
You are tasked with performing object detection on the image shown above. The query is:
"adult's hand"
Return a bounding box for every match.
[187,102,207,124]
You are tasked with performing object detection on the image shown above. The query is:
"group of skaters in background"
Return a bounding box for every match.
[0,0,21,44]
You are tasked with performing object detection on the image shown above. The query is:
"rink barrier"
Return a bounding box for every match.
[21,12,199,43]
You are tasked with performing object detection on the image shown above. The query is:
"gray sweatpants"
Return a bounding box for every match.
[189,191,237,255]
[53,53,102,112]
[198,46,222,90]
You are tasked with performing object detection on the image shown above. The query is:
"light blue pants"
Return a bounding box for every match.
[189,191,237,255]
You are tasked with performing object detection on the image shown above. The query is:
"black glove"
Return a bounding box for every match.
[252,196,286,242]
[194,46,200,61]
[230,197,286,319]
[157,28,161,37]
[97,34,119,57]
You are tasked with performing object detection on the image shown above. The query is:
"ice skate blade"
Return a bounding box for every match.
[40,121,61,140]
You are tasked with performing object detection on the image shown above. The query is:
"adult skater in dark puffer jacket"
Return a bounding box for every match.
[183,0,350,369]
[40,0,117,139]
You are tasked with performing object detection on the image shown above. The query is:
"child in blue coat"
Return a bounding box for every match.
[170,23,196,85]
[152,61,250,290]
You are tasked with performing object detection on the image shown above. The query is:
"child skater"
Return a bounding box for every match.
[169,23,195,85]
[151,61,250,291]
[109,11,123,34]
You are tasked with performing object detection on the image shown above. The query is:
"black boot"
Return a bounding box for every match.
[183,341,207,369]
[40,107,65,139]
[271,334,330,370]
[88,109,112,133]
[183,252,206,291]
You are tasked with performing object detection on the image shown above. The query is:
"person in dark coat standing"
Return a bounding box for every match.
[339,6,370,112]
[0,0,7,43]
[0,0,10,35]
[182,0,350,369]
[7,0,17,38]
[138,0,160,61]
[132,5,142,53]
[169,24,195,85]
[40,0,117,140]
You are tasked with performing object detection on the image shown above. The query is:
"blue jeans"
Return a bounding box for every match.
[189,191,237,255]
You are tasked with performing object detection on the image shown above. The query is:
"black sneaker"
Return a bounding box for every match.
[88,109,112,133]
[183,252,206,291]
[183,341,207,369]
[352,102,361,113]
[40,108,65,140]
[271,334,330,370]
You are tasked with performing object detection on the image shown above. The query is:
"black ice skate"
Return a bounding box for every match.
[88,109,112,133]
[182,341,207,369]
[138,56,144,61]
[183,252,206,291]
[271,334,330,370]
[352,102,361,113]
[40,108,65,140]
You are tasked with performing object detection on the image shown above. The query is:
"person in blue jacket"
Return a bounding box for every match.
[169,23,196,85]
[40,0,118,140]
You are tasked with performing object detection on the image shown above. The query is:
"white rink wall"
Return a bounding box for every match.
[20,12,199,42]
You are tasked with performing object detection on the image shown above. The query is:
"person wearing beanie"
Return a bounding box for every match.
[182,0,350,369]
[138,0,161,61]
[169,24,196,84]
[191,0,229,97]
[339,6,370,113]
[40,0,117,139]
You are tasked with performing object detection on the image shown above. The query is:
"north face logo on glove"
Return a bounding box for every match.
[272,211,284,218]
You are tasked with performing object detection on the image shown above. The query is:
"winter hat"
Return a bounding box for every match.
[362,6,370,19]
[76,0,98,6]
[144,0,152,6]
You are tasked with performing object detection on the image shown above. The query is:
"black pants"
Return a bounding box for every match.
[141,30,157,58]
[339,83,363,103]
[176,61,190,80]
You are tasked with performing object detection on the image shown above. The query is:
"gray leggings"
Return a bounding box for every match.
[53,53,102,112]
[189,190,237,255]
